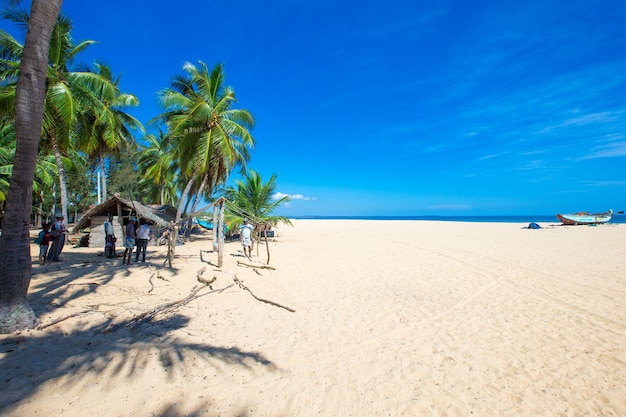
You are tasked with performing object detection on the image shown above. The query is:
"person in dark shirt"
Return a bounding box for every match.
[37,223,52,265]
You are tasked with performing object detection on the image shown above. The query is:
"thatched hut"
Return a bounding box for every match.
[71,193,176,248]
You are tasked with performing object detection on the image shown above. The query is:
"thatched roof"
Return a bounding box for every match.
[71,193,176,233]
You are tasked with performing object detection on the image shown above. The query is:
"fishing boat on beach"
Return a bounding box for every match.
[556,209,613,225]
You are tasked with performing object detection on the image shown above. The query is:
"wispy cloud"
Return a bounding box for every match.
[538,111,621,134]
[581,141,626,160]
[583,179,626,187]
[273,192,316,201]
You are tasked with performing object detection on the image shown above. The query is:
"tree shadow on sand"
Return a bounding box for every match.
[0,314,276,415]
[2,250,277,415]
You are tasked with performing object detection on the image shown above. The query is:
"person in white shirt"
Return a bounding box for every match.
[135,220,153,262]
[238,218,254,258]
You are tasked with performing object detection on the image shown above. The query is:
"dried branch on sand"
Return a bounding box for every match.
[237,261,276,270]
[102,268,221,333]
[37,309,95,330]
[233,274,295,313]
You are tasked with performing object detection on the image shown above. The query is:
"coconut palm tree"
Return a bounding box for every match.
[224,169,292,228]
[75,61,143,203]
[137,129,179,205]
[0,0,62,333]
[0,9,110,222]
[0,121,60,217]
[158,61,255,244]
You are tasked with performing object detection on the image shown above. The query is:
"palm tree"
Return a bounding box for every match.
[224,169,292,229]
[75,61,143,203]
[0,0,63,333]
[158,61,255,244]
[0,120,16,202]
[137,129,179,205]
[0,121,59,225]
[0,9,110,221]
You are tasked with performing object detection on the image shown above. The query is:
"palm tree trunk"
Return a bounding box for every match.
[99,152,107,201]
[185,174,209,239]
[173,168,200,255]
[0,0,63,334]
[51,134,69,221]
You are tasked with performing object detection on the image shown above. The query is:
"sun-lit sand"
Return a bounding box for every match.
[1,219,625,416]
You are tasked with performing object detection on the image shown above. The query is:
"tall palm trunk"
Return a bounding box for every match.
[185,174,209,239]
[50,134,69,221]
[0,0,63,334]
[99,151,107,201]
[173,167,200,254]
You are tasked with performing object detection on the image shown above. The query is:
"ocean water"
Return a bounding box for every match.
[293,215,626,224]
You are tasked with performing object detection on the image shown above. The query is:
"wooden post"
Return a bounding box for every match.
[263,224,271,265]
[217,199,225,268]
[167,222,174,268]
[212,203,218,251]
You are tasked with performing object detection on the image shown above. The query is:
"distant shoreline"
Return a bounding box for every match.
[290,215,626,224]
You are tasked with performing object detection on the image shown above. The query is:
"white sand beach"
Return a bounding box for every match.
[1,220,625,416]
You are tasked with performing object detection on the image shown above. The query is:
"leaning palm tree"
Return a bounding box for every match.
[0,0,62,333]
[157,61,255,244]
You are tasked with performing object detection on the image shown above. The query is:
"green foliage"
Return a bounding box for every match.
[224,169,292,228]
[1,11,273,223]
[65,152,95,213]
[137,129,179,205]
[107,152,143,202]
[157,61,256,223]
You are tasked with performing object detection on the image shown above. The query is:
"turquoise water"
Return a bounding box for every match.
[293,215,626,224]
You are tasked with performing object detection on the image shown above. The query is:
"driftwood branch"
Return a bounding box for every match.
[148,272,156,293]
[37,309,94,330]
[102,270,217,334]
[233,275,295,313]
[237,261,276,270]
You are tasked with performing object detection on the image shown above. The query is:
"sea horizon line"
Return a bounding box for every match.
[288,214,626,224]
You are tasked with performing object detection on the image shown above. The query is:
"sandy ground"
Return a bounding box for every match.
[1,219,625,417]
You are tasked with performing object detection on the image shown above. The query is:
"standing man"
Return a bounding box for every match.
[135,220,153,262]
[47,213,67,262]
[239,218,254,259]
[122,217,137,265]
[104,214,116,258]
[37,223,51,265]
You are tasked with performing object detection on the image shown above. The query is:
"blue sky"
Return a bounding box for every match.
[3,1,626,216]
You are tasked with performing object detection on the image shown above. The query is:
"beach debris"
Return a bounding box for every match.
[233,274,295,313]
[236,261,276,270]
[101,271,226,334]
[196,267,217,287]
[36,308,96,331]
[102,284,211,333]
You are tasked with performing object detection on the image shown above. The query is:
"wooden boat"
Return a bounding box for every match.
[556,209,612,225]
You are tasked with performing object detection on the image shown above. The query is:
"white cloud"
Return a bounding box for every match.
[581,141,626,160]
[273,192,316,201]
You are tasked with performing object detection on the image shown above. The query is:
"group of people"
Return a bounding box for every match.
[36,213,257,266]
[35,214,67,265]
[104,214,152,265]
[36,213,152,266]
